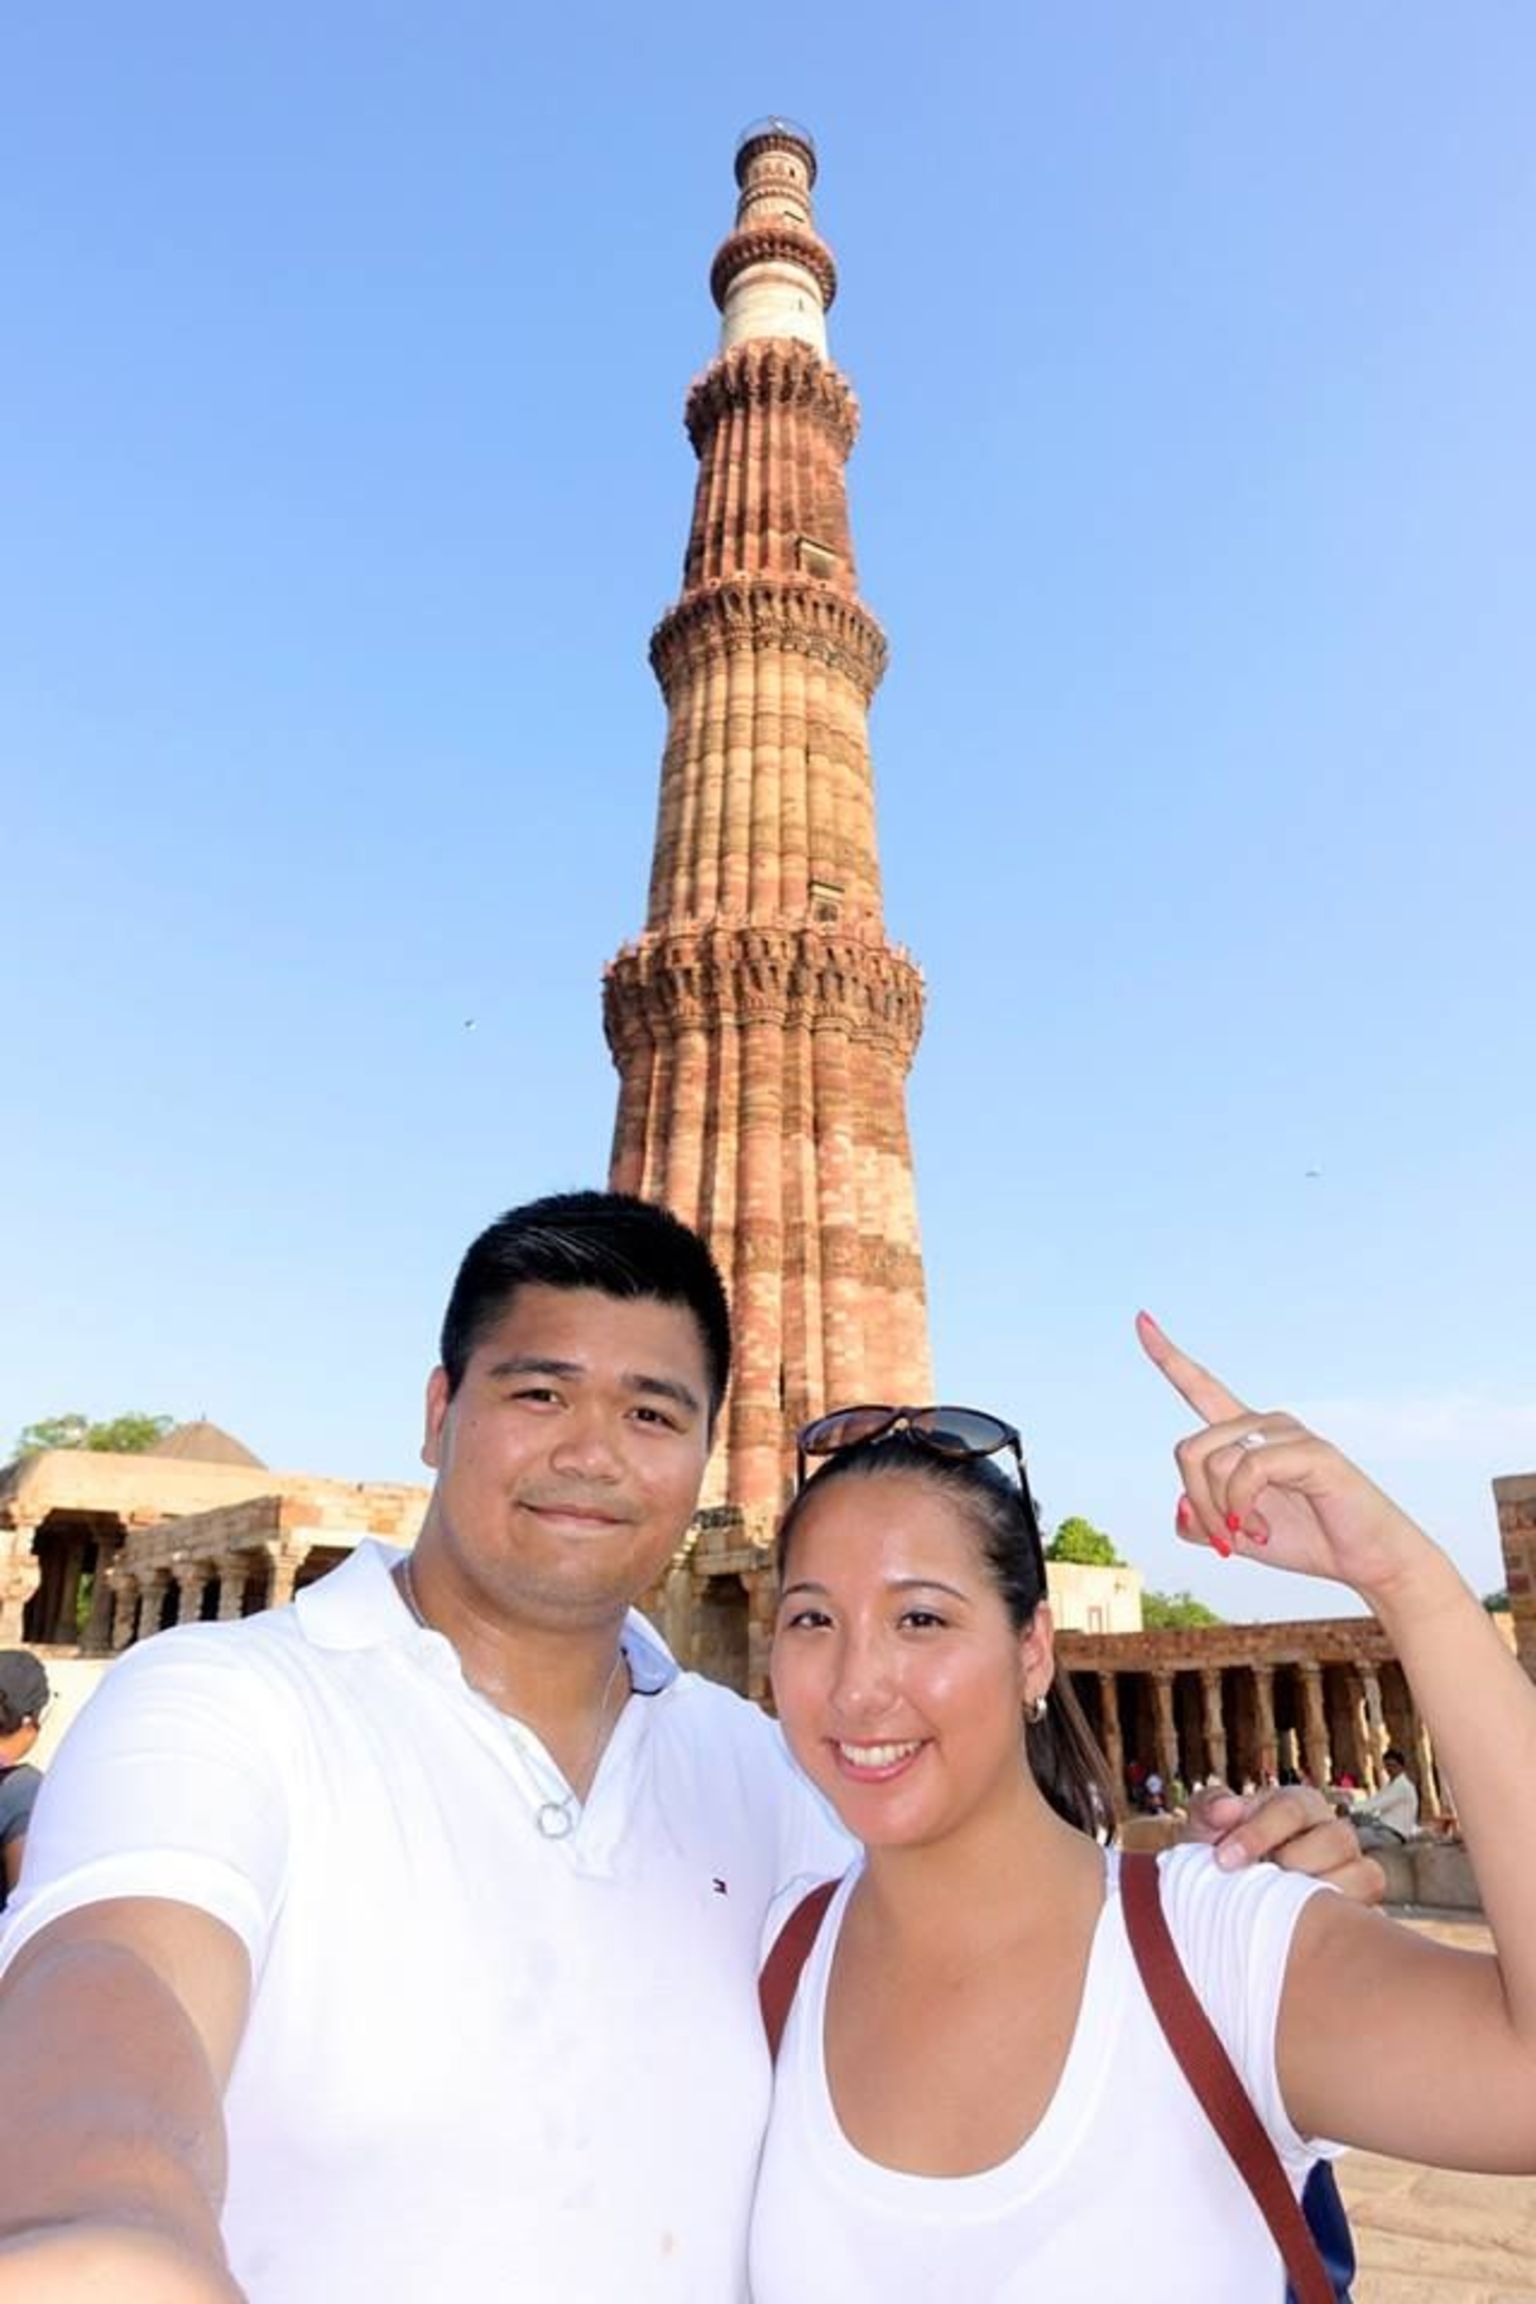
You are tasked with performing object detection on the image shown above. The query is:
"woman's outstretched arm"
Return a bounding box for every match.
[1139,1313,1536,2171]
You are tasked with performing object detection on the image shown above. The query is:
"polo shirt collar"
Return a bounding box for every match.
[294,1539,679,1689]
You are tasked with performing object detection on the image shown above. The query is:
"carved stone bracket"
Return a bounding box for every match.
[650,579,887,703]
[685,338,858,457]
[264,1540,313,1612]
[710,223,838,315]
[603,921,924,1061]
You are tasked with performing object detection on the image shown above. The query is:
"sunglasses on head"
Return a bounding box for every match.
[795,1403,1028,1492]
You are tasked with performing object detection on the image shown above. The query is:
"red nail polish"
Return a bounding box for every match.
[1246,1516,1270,1547]
[1175,1497,1192,1531]
[1224,1512,1242,1534]
[1210,1531,1233,1559]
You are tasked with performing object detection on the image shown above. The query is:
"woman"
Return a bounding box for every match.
[749,1315,1536,2300]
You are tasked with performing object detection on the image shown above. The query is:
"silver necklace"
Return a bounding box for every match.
[397,1556,627,1839]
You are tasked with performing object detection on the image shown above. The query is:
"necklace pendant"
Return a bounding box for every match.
[536,1799,575,1839]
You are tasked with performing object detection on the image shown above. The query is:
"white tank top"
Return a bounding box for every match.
[749,1843,1333,2303]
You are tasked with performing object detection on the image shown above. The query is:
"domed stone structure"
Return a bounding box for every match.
[147,1421,267,1469]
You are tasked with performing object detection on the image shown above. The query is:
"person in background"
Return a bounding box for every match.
[1351,1748,1419,1850]
[0,1652,50,1911]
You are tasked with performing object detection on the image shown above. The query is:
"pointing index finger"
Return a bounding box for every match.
[1136,1311,1249,1428]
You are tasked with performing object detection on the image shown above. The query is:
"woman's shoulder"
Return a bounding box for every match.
[1132,1840,1334,2170]
[760,1860,858,1970]
[1151,1837,1332,1946]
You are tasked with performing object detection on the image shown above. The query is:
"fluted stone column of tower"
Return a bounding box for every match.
[604,123,932,1563]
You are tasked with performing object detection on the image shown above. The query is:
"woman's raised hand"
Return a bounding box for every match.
[1136,1311,1428,1607]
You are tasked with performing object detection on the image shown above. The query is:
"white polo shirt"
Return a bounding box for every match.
[1,1543,847,2302]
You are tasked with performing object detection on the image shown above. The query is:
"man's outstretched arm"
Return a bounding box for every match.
[0,1898,250,2303]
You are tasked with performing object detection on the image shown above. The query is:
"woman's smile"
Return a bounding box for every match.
[831,1737,928,1781]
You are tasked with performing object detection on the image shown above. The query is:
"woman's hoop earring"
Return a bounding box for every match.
[1026,1695,1048,1726]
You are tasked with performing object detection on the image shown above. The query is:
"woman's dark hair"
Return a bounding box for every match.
[439,1190,732,1425]
[776,1433,1116,1840]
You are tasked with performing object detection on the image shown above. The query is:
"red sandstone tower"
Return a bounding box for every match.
[604,123,931,1648]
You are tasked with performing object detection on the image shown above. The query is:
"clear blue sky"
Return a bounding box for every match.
[6,6,1533,1620]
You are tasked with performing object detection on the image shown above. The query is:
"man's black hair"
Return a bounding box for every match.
[439,1190,731,1421]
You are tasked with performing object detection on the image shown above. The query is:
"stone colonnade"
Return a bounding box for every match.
[99,1485,427,1660]
[103,1540,316,1650]
[1061,1640,1445,1816]
[651,1562,1451,1822]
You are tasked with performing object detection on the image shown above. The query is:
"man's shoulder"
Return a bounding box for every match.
[75,1572,370,1739]
[658,1670,795,1766]
[111,1600,309,1680]
[665,1667,771,1731]
[655,1673,831,1824]
[106,1546,396,1692]
[619,1611,775,1753]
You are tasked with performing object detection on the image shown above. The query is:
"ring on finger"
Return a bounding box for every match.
[1235,1430,1267,1453]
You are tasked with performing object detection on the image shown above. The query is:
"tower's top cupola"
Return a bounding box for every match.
[734,117,817,186]
[712,117,836,356]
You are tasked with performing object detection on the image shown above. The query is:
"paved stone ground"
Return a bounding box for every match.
[1338,1913,1536,2302]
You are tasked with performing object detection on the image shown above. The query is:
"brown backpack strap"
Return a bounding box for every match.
[1120,1852,1334,2304]
[759,1879,839,2063]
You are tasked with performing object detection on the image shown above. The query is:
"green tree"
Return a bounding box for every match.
[1046,1516,1125,1568]
[1142,1589,1225,1630]
[1483,1589,1511,1614]
[15,1410,173,1458]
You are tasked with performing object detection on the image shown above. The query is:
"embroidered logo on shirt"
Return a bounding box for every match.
[711,1877,729,1895]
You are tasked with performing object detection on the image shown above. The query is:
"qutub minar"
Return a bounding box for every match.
[603,121,931,1686]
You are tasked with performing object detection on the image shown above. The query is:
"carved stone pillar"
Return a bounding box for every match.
[1199,1668,1229,1787]
[216,1561,253,1622]
[1493,1475,1536,1682]
[80,1555,118,1654]
[134,1570,170,1644]
[1411,1711,1443,1818]
[1358,1663,1386,1790]
[109,1574,140,1652]
[648,1553,694,1666]
[264,1543,311,1614]
[1097,1672,1125,1807]
[1297,1661,1330,1787]
[1151,1671,1179,1787]
[745,1565,779,1708]
[40,1531,87,1644]
[170,1562,207,1627]
[0,1523,41,1644]
[1251,1662,1277,1781]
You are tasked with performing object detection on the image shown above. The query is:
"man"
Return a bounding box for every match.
[0,1651,50,1909]
[1352,1748,1420,1850]
[0,1192,1374,2303]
